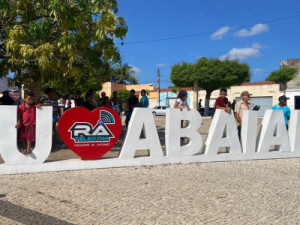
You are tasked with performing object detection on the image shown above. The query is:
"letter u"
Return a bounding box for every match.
[0,106,53,165]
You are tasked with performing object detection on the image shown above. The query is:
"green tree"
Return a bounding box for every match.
[0,0,127,96]
[266,68,298,95]
[129,76,138,85]
[111,63,137,84]
[170,57,251,116]
[115,89,130,104]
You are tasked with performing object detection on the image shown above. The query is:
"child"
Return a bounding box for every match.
[174,90,190,111]
[15,92,41,154]
[214,88,231,113]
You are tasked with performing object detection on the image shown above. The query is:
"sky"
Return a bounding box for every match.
[116,0,300,88]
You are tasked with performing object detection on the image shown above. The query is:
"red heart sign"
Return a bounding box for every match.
[58,107,122,160]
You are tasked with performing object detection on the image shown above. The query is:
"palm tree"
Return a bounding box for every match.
[129,76,138,85]
[111,63,137,84]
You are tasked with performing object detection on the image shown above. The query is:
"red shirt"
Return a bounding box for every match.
[18,103,36,126]
[214,96,229,111]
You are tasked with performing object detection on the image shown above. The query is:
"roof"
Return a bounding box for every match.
[150,87,193,93]
[240,81,276,86]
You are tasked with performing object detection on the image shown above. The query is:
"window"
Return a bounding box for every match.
[162,106,166,110]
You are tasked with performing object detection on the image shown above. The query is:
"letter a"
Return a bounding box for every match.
[204,109,241,155]
[257,110,291,153]
[120,108,163,159]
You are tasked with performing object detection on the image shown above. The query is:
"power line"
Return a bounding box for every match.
[122,14,300,45]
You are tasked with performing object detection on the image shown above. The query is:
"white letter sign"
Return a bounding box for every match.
[257,110,291,153]
[0,106,53,165]
[165,108,202,157]
[204,110,241,155]
[289,110,300,152]
[120,108,163,159]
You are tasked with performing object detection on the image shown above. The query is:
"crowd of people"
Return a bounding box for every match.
[1,88,149,154]
[211,88,291,140]
[0,86,291,154]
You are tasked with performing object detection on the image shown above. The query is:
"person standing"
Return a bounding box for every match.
[234,91,251,139]
[231,100,236,112]
[198,99,202,111]
[75,91,84,107]
[99,92,110,107]
[39,88,59,147]
[15,92,41,154]
[1,90,14,105]
[139,89,149,108]
[125,89,139,128]
[84,90,97,111]
[65,94,72,111]
[272,95,291,130]
[58,95,66,115]
[110,91,122,115]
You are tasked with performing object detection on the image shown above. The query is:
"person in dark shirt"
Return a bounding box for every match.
[98,92,110,107]
[125,89,139,128]
[1,90,14,105]
[84,90,96,111]
[75,91,84,107]
[39,88,59,148]
[231,100,236,111]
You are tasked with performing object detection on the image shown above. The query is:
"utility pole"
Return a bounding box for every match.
[157,67,160,106]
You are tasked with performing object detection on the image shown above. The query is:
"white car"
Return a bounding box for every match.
[152,106,167,116]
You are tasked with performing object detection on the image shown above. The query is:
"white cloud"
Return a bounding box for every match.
[157,63,166,67]
[252,43,263,49]
[220,44,262,60]
[129,65,142,75]
[211,26,230,40]
[235,24,269,37]
[254,68,264,74]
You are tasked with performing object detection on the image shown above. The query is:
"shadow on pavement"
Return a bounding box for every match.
[0,199,75,225]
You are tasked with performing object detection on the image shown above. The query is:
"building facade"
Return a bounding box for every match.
[100,82,154,97]
[280,59,300,110]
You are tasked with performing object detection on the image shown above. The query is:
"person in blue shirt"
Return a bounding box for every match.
[139,89,149,108]
[272,95,291,130]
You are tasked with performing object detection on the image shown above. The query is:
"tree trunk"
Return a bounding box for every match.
[28,77,42,103]
[204,90,212,117]
[283,83,287,95]
[193,80,199,110]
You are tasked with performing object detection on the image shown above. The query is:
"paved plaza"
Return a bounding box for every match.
[0,116,300,224]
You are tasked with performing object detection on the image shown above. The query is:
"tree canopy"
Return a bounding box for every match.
[114,89,130,104]
[0,0,128,92]
[266,67,298,94]
[170,57,251,115]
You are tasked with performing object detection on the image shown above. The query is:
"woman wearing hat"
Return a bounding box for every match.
[234,91,251,139]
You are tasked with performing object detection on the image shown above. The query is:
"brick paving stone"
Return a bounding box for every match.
[0,160,300,224]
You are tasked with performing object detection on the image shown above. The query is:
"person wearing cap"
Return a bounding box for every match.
[272,95,291,130]
[234,91,251,139]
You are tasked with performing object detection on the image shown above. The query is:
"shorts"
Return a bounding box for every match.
[53,113,60,123]
[19,125,36,141]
